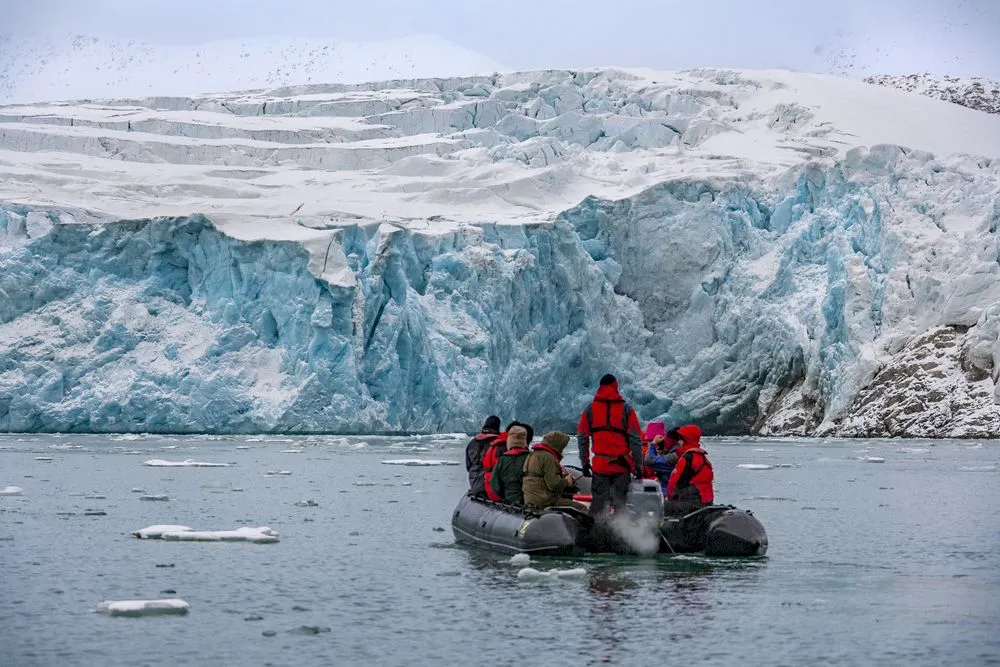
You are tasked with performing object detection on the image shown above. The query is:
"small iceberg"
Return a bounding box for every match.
[517,567,587,580]
[95,599,189,617]
[161,527,279,543]
[1,486,24,496]
[279,449,305,454]
[264,470,292,476]
[294,500,319,507]
[959,465,997,472]
[860,456,886,463]
[738,464,775,470]
[34,456,53,461]
[143,459,230,468]
[380,459,460,467]
[509,553,531,565]
[132,525,279,543]
[139,495,170,502]
[132,525,193,539]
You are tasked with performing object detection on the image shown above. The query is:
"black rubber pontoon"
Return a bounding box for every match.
[451,494,586,556]
[659,505,768,557]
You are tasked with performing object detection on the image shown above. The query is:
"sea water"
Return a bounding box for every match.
[1,434,998,667]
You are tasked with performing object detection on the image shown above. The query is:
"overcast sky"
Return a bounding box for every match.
[6,0,1000,78]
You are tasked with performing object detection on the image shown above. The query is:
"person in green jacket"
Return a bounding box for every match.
[489,425,530,504]
[522,431,586,511]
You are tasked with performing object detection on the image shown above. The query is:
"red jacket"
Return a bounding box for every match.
[482,433,508,502]
[576,381,643,476]
[666,443,714,504]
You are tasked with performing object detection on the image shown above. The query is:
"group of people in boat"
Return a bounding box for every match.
[465,374,715,519]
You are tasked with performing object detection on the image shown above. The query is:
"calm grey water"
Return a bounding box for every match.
[1,433,998,667]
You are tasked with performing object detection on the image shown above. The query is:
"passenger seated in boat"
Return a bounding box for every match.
[484,422,533,502]
[522,432,586,511]
[645,427,683,495]
[664,425,714,516]
[489,425,531,504]
[465,415,501,497]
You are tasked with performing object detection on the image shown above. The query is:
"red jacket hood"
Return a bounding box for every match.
[594,382,623,402]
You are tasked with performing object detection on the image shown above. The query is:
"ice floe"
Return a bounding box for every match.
[34,456,53,461]
[132,524,279,543]
[959,465,997,472]
[294,499,319,507]
[264,470,292,476]
[139,494,170,501]
[860,455,886,463]
[279,449,305,454]
[898,447,931,453]
[517,567,587,580]
[1,486,24,495]
[738,464,775,470]
[95,599,189,617]
[132,524,193,539]
[509,553,531,565]
[130,487,145,493]
[380,459,460,466]
[143,459,230,467]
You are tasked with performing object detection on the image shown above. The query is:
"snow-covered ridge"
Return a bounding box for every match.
[0,33,506,105]
[865,74,1000,115]
[1,68,1000,437]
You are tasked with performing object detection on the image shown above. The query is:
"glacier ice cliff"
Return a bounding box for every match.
[1,68,999,436]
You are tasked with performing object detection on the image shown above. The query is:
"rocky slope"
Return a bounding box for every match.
[865,74,1000,115]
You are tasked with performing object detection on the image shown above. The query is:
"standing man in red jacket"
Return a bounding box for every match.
[577,374,643,519]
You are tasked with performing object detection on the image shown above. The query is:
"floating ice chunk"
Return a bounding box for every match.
[294,499,319,507]
[264,470,291,476]
[738,464,774,470]
[132,525,194,539]
[140,494,170,501]
[161,526,279,543]
[35,456,53,461]
[380,459,460,466]
[860,456,886,463]
[517,567,587,580]
[752,448,776,452]
[50,444,83,450]
[509,553,531,565]
[95,599,189,617]
[959,465,996,472]
[279,449,305,454]
[235,446,250,450]
[1,486,24,495]
[130,488,145,493]
[143,459,230,467]
[898,448,930,453]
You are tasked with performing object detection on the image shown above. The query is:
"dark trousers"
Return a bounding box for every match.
[589,472,631,518]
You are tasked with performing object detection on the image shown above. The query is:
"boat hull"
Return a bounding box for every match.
[660,506,768,557]
[451,495,583,556]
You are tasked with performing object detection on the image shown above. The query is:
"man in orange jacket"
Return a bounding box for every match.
[665,424,714,514]
[577,374,643,519]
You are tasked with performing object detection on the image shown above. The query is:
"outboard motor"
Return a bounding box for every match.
[625,479,664,524]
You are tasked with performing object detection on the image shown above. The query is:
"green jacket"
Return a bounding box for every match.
[521,444,572,508]
[489,448,530,504]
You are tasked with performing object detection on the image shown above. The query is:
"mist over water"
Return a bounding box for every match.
[1,434,998,666]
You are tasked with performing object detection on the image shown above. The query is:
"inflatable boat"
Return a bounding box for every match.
[451,485,768,558]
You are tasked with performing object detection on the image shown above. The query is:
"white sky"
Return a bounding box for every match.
[4,0,1000,78]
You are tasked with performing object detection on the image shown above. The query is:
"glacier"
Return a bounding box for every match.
[1,68,1000,436]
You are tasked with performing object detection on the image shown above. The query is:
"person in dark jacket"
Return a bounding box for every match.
[576,374,643,519]
[465,415,500,497]
[522,431,585,511]
[644,428,683,495]
[489,425,530,504]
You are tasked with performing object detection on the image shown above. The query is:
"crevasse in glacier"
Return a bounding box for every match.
[1,68,999,435]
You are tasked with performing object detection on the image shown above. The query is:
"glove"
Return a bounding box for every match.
[581,463,592,478]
